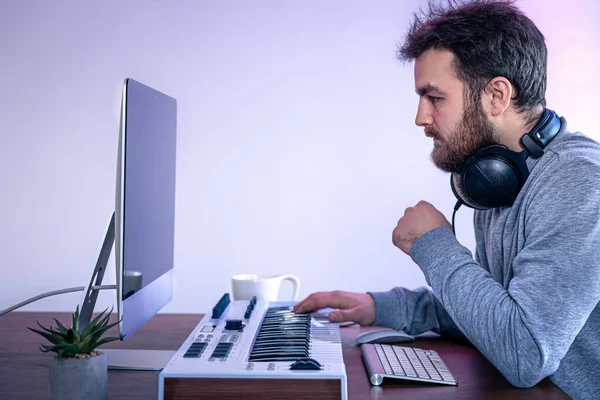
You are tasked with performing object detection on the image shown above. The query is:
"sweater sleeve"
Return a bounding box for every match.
[369,287,468,341]
[410,156,600,388]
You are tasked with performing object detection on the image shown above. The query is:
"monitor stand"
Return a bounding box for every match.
[103,349,176,371]
[79,212,177,371]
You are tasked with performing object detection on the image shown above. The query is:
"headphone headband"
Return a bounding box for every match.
[520,109,562,158]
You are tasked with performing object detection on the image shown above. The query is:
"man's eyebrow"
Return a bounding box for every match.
[415,84,447,96]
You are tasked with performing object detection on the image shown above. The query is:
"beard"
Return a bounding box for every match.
[427,99,499,173]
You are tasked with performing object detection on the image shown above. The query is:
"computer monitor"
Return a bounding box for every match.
[116,78,177,338]
[78,78,177,370]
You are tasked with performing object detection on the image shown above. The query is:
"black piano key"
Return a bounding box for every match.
[249,352,308,361]
[250,346,308,352]
[252,343,309,351]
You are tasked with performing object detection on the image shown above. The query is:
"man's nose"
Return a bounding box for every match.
[415,100,433,127]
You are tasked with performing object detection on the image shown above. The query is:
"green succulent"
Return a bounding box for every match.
[27,305,120,358]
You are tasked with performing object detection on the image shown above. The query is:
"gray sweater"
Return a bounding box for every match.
[370,118,600,400]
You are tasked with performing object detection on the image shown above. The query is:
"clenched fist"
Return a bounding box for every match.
[392,200,452,254]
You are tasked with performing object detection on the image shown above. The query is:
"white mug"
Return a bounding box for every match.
[231,274,300,301]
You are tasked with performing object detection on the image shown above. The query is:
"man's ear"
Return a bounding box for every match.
[483,77,513,117]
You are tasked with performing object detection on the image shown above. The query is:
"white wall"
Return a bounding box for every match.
[1,0,598,316]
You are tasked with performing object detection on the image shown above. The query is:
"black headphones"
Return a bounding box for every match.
[450,108,562,210]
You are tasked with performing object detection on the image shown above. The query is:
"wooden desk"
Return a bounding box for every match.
[0,312,569,399]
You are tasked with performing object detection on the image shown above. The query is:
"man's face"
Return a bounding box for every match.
[413,49,498,172]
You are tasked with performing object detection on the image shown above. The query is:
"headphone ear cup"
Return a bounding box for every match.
[451,146,529,210]
[451,172,487,210]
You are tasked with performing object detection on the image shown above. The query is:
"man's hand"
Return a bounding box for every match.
[393,200,452,255]
[292,290,376,326]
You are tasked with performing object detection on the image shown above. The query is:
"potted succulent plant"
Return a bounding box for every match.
[27,306,120,400]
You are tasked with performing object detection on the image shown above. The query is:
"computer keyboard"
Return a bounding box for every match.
[360,343,457,386]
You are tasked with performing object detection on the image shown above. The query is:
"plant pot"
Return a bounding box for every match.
[48,351,108,400]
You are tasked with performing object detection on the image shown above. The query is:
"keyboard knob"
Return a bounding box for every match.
[225,319,244,331]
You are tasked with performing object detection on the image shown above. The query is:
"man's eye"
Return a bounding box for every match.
[428,96,441,104]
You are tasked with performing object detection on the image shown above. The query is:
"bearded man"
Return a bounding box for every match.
[293,1,600,399]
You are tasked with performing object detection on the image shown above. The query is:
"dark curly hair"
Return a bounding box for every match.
[398,0,547,123]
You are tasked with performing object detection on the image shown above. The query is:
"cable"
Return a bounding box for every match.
[0,285,116,316]
[452,200,462,235]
